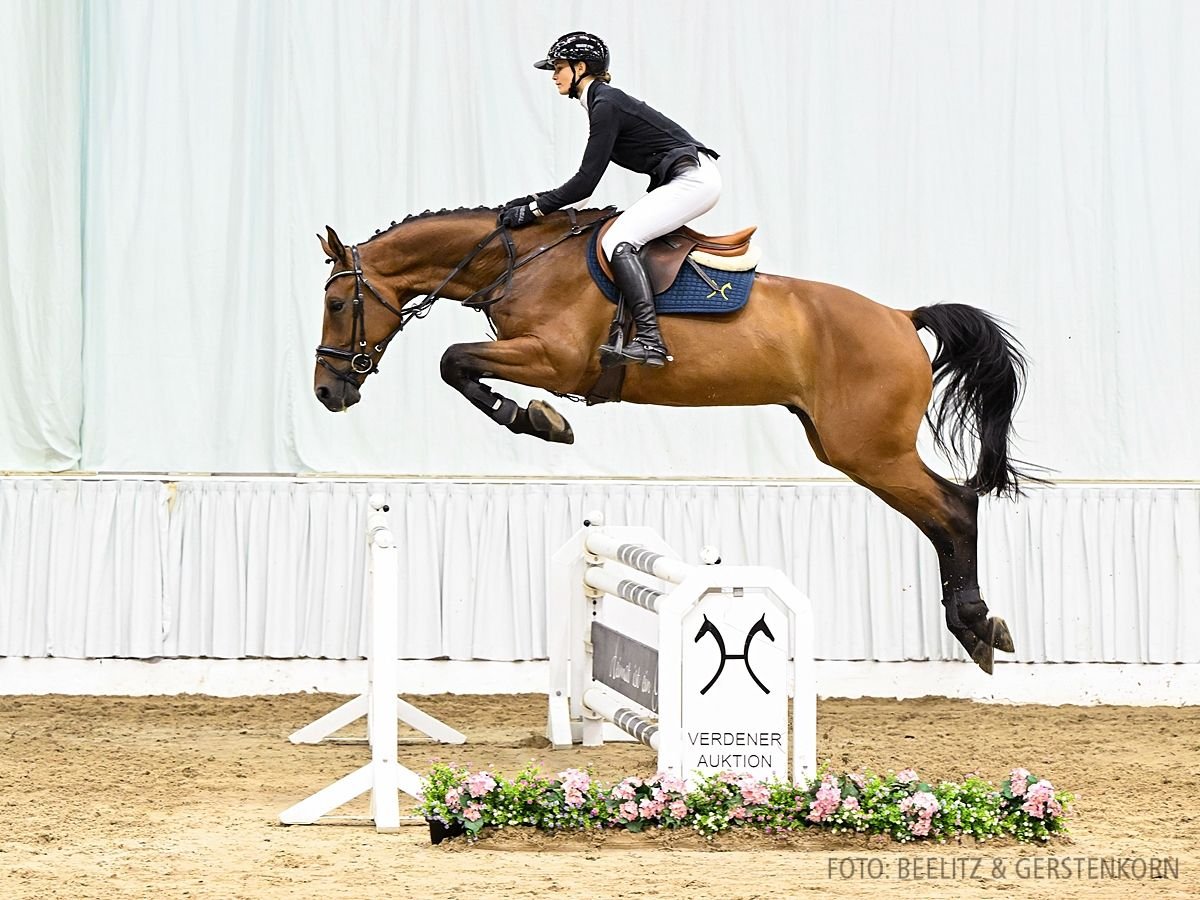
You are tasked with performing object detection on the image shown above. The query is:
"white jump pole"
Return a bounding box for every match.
[280,495,463,831]
[582,686,661,749]
[583,530,695,585]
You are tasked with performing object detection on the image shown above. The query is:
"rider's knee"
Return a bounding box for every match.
[611,241,638,260]
[601,231,641,261]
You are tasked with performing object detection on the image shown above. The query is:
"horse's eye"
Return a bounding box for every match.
[329,299,346,313]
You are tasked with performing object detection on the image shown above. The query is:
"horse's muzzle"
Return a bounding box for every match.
[315,379,361,412]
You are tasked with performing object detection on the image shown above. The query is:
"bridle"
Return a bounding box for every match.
[315,246,403,382]
[314,209,617,386]
[314,227,516,384]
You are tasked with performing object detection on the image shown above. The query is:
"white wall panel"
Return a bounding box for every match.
[2,477,1196,665]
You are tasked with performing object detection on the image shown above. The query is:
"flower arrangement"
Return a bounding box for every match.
[419,764,1073,844]
[998,767,1070,843]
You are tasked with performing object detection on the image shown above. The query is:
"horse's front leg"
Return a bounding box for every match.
[439,338,576,444]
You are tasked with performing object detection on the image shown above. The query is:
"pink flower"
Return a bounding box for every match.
[841,796,860,812]
[731,806,749,820]
[564,787,585,808]
[1009,768,1031,798]
[668,800,689,818]
[806,774,842,823]
[740,783,770,805]
[558,768,591,792]
[717,771,739,784]
[902,791,939,814]
[735,774,769,804]
[848,773,866,789]
[462,804,482,821]
[611,782,636,801]
[639,798,665,818]
[619,800,639,821]
[466,772,496,798]
[896,769,919,784]
[657,774,688,794]
[1021,780,1057,819]
[444,788,462,809]
[899,791,940,836]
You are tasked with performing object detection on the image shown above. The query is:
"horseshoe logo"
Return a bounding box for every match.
[694,614,774,695]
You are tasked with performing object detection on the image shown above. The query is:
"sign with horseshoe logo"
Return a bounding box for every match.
[693,613,774,695]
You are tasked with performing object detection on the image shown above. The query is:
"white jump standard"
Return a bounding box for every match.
[548,517,816,783]
[280,495,465,831]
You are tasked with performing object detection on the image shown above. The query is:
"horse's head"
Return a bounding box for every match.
[313,207,573,412]
[313,226,410,411]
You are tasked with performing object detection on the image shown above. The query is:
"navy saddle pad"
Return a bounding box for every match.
[587,227,755,315]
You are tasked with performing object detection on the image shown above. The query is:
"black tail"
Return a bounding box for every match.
[911,303,1043,497]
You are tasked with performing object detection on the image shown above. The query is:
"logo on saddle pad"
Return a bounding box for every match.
[587,226,759,316]
[707,281,734,302]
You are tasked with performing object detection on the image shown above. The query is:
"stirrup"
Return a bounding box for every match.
[598,328,628,369]
[603,338,671,368]
[598,342,626,369]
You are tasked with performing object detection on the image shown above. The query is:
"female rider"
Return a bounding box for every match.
[497,32,721,367]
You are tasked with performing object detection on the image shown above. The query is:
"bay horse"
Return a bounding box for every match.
[314,206,1038,674]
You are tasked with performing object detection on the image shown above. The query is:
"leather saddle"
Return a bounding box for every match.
[595,218,757,295]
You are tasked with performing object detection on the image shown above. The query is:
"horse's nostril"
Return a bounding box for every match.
[315,385,331,400]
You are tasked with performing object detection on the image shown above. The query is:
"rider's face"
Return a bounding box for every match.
[552,60,587,95]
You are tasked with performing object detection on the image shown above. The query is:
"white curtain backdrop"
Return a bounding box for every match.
[0,0,1197,479]
[3,477,1197,665]
[0,1,83,470]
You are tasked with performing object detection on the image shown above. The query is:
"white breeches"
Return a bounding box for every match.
[600,153,722,258]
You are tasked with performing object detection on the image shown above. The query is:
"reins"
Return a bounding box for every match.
[314,209,617,385]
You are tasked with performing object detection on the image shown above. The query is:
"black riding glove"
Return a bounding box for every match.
[502,195,534,210]
[498,203,536,228]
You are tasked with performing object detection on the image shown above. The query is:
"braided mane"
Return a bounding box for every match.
[361,205,614,244]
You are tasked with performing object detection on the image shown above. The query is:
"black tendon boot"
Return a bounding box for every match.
[601,242,670,367]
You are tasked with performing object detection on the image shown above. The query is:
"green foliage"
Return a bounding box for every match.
[418,764,1073,844]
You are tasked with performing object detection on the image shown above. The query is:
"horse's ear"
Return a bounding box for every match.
[320,226,347,263]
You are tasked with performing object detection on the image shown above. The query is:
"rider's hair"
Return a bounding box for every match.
[585,60,611,82]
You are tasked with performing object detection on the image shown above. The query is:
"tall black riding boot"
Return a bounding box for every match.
[600,242,670,368]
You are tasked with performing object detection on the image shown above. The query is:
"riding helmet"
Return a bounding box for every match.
[533,32,610,71]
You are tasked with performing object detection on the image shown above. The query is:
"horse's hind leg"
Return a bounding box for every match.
[860,452,1013,673]
[792,406,1015,673]
[440,338,575,444]
[883,459,1015,673]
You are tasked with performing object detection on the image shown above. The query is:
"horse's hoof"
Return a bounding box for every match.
[528,400,574,444]
[989,616,1015,653]
[970,640,995,675]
